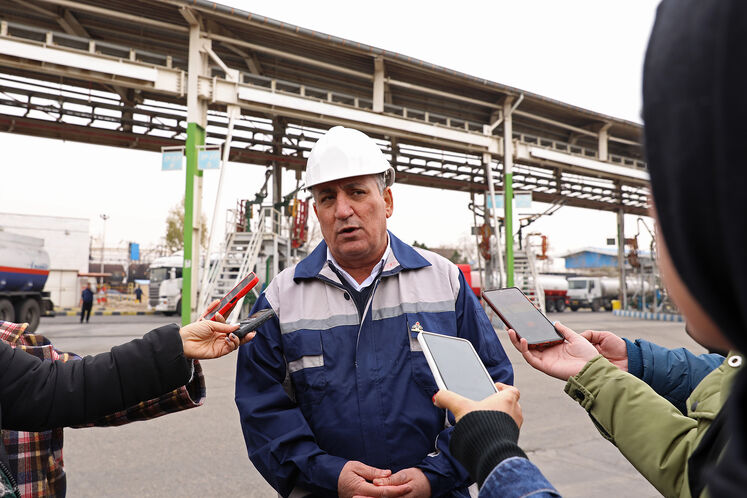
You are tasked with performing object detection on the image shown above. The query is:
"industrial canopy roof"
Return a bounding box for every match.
[0,0,649,214]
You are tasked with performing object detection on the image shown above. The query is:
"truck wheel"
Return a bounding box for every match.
[570,305,579,312]
[555,299,566,312]
[16,298,41,332]
[0,299,15,322]
[591,301,601,312]
[176,299,182,316]
[546,300,556,313]
[604,302,613,312]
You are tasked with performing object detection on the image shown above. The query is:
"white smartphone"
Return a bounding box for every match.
[417,331,499,401]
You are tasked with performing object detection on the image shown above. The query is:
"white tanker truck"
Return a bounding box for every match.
[0,232,54,331]
[567,276,652,312]
[515,274,569,312]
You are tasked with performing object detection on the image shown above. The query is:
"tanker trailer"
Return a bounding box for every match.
[538,275,568,312]
[0,232,54,331]
[513,274,569,312]
[567,276,620,312]
[567,276,652,312]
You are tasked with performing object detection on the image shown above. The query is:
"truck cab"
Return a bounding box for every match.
[148,254,183,316]
[567,277,618,312]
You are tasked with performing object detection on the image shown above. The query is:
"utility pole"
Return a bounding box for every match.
[99,214,109,285]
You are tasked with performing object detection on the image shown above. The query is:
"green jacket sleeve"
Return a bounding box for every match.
[564,355,698,498]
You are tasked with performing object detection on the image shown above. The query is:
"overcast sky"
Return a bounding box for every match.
[0,0,660,260]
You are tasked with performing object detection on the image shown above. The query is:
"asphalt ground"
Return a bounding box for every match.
[34,311,706,497]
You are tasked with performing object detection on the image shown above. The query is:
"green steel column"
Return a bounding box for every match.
[503,97,515,288]
[182,122,205,325]
[504,172,514,287]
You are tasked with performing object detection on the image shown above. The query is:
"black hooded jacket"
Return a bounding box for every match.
[0,324,191,496]
[643,0,747,495]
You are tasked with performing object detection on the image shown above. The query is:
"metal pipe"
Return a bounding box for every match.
[199,105,239,307]
[484,153,505,287]
[469,195,485,295]
[617,208,627,309]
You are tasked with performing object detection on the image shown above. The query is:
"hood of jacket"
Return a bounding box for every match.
[642,0,747,494]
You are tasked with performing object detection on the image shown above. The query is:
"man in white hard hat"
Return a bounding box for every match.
[236,126,513,498]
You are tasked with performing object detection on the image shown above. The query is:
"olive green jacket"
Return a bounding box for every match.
[564,353,743,498]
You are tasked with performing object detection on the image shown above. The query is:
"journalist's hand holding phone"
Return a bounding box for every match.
[433,382,523,428]
[508,322,599,381]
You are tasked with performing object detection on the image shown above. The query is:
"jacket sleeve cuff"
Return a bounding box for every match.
[144,323,193,387]
[301,453,347,495]
[564,355,619,411]
[449,411,527,487]
[624,338,644,379]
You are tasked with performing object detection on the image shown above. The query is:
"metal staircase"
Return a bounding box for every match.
[513,248,546,313]
[199,229,263,320]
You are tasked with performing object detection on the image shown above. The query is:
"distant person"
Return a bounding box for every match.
[134,285,143,303]
[79,283,94,323]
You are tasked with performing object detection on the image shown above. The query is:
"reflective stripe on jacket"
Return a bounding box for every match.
[235,232,513,497]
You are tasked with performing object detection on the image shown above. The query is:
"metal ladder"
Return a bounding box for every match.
[513,248,546,313]
[199,227,264,320]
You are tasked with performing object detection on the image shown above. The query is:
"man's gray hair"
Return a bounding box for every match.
[374,172,387,194]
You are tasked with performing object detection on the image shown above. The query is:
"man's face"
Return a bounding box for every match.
[312,175,393,269]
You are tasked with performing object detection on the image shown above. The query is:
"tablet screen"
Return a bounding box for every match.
[419,332,497,401]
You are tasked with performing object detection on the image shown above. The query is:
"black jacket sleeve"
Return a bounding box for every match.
[449,411,527,487]
[0,324,192,432]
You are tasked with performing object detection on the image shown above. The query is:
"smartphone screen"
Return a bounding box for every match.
[418,332,498,401]
[203,272,259,320]
[482,287,563,346]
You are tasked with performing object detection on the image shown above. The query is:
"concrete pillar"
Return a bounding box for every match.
[598,123,611,161]
[373,56,385,113]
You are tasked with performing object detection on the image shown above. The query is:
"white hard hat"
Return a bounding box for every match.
[305,126,395,189]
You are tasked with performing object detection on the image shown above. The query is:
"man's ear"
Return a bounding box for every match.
[384,187,393,218]
[312,202,318,218]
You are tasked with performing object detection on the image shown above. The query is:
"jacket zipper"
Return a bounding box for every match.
[0,460,19,498]
[354,269,384,368]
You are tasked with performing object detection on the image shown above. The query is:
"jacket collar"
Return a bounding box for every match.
[294,231,431,282]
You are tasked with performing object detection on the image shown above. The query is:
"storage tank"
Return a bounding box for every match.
[537,275,568,292]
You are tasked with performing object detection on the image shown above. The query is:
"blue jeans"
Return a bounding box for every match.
[479,457,560,498]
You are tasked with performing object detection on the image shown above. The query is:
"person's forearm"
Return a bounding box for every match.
[2,324,192,431]
[450,411,527,487]
[565,356,698,496]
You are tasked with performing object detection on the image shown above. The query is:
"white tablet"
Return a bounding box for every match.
[417,331,499,401]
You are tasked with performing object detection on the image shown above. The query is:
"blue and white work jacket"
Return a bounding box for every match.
[235,232,513,497]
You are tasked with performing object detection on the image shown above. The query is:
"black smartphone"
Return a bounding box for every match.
[235,308,276,339]
[203,272,259,321]
[482,287,564,347]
